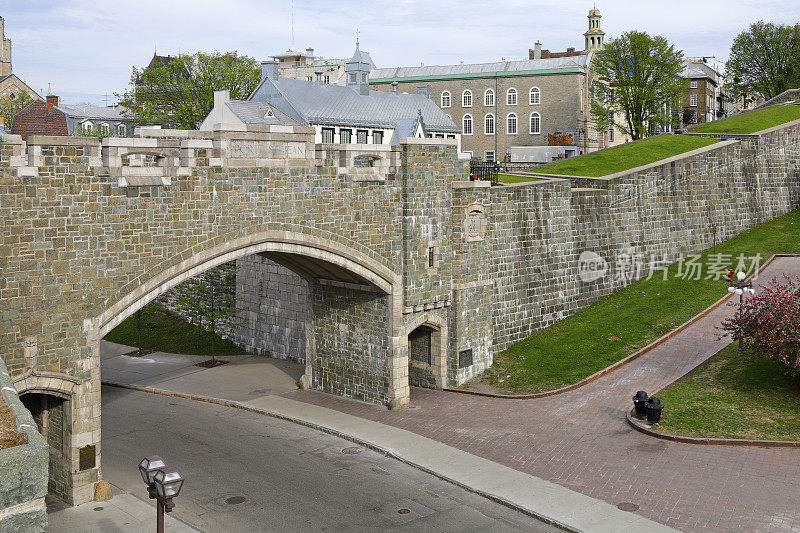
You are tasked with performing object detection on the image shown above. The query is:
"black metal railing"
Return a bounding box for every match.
[469,160,498,185]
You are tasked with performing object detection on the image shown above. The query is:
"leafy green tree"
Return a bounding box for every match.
[174,263,244,364]
[117,51,261,129]
[0,92,34,130]
[726,21,800,102]
[590,31,687,140]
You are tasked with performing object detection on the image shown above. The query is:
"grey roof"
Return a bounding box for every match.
[262,76,459,134]
[58,104,135,121]
[225,100,300,126]
[370,54,591,80]
[681,61,720,84]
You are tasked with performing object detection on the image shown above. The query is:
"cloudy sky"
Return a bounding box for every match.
[4,0,799,105]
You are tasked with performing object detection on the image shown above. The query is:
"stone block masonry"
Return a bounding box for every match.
[234,254,309,362]
[0,116,798,515]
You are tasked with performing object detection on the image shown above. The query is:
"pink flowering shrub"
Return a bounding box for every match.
[721,275,800,376]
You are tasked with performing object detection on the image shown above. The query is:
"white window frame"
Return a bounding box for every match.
[117,123,126,136]
[690,94,698,107]
[82,120,93,131]
[484,113,495,135]
[462,90,472,107]
[507,88,517,106]
[441,91,451,108]
[580,89,584,111]
[507,113,517,135]
[484,89,494,107]
[484,150,495,162]
[690,80,698,88]
[530,112,541,134]
[463,150,473,158]
[323,75,330,84]
[462,114,473,135]
[529,87,540,105]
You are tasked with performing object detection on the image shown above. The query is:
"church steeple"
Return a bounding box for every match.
[584,6,605,51]
[0,16,12,77]
[346,38,371,96]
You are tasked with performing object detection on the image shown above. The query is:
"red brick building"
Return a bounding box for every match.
[10,95,68,141]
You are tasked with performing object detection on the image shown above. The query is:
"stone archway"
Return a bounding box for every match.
[14,375,86,505]
[402,314,447,393]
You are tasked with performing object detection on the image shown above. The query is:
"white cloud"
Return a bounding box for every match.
[3,0,798,100]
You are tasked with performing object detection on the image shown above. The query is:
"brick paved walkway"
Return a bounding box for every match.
[284,257,800,532]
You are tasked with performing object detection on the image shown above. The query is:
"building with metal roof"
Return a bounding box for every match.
[201,43,461,148]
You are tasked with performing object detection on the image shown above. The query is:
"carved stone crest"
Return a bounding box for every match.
[464,203,487,242]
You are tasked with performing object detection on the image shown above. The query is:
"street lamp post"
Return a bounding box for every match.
[139,456,185,533]
[726,270,756,354]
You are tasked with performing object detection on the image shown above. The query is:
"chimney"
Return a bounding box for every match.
[391,81,398,93]
[417,85,429,98]
[46,95,59,108]
[260,60,278,80]
[214,90,230,109]
[315,70,322,82]
[534,41,542,60]
[567,47,575,53]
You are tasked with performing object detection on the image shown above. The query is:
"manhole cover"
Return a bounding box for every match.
[342,446,363,455]
[617,502,639,512]
[226,496,246,505]
[398,508,411,515]
[93,507,104,511]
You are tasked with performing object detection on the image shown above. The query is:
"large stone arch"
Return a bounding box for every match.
[93,230,401,338]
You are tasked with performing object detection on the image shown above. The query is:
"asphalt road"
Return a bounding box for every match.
[99,385,560,532]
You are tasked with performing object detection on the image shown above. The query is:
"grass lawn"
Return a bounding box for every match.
[481,208,800,393]
[498,173,543,184]
[691,104,800,134]
[653,343,800,441]
[103,303,250,356]
[531,135,720,177]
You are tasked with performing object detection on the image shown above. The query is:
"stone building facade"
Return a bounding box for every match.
[0,111,799,508]
[680,58,727,125]
[370,7,623,161]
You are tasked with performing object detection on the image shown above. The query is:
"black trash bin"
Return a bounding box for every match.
[644,396,663,424]
[632,391,649,418]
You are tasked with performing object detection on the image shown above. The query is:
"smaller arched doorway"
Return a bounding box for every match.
[19,390,72,503]
[404,315,447,392]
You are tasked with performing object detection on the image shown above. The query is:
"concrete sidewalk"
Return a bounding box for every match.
[47,490,201,532]
[100,342,677,533]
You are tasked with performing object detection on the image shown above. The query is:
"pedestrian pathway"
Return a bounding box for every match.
[46,491,200,532]
[283,256,800,532]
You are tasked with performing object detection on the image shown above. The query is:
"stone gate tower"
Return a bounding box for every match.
[0,17,11,77]
[584,7,605,51]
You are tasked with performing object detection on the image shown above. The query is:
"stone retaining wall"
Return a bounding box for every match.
[0,357,48,532]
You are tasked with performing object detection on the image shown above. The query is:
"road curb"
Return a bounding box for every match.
[625,409,800,447]
[101,380,580,532]
[445,253,796,400]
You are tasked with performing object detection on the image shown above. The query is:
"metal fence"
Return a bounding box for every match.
[469,160,498,185]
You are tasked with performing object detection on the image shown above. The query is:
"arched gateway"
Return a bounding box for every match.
[0,126,495,505]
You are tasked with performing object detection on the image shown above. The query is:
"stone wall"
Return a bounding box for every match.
[234,255,309,362]
[0,357,48,532]
[310,283,390,404]
[474,119,800,354]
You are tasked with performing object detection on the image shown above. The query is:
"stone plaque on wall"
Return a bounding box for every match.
[458,348,473,368]
[229,140,306,159]
[464,203,487,242]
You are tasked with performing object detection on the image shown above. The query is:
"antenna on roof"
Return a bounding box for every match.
[291,0,295,49]
[46,82,52,95]
[356,28,360,46]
